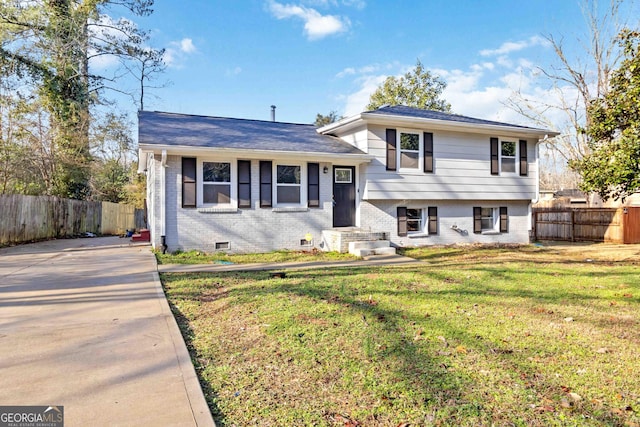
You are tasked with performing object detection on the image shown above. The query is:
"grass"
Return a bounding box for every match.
[161,244,640,426]
[155,248,357,265]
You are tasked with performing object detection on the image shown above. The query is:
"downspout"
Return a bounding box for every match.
[529,136,548,232]
[160,150,168,254]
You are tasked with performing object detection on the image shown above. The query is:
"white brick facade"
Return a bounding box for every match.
[360,199,531,247]
[160,156,334,253]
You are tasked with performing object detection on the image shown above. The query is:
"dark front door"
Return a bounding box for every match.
[333,166,356,227]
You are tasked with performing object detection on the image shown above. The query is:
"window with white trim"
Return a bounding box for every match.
[407,208,423,233]
[481,207,498,232]
[203,161,231,204]
[276,164,303,205]
[399,131,421,169]
[500,140,517,174]
[398,206,438,237]
[334,168,352,183]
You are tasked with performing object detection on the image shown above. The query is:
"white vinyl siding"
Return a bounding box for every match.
[362,126,537,201]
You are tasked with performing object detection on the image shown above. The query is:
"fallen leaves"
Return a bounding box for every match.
[326,413,360,426]
[455,345,468,354]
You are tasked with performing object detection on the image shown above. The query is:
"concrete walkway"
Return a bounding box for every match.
[0,237,214,427]
[158,253,422,273]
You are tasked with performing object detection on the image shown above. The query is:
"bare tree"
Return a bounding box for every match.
[505,0,631,189]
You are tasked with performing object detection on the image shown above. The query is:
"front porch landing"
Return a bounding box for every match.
[321,228,393,255]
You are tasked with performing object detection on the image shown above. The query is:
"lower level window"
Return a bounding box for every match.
[203,162,231,204]
[407,208,423,233]
[481,207,497,231]
[276,165,301,204]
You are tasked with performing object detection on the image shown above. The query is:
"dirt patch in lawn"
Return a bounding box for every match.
[537,242,640,262]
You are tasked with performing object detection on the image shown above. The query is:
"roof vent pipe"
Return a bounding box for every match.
[271,105,276,122]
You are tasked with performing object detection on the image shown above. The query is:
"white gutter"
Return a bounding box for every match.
[531,135,549,205]
[317,113,363,134]
[137,148,146,173]
[137,144,373,163]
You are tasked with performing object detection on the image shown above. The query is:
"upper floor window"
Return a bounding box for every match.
[386,128,433,173]
[491,137,527,176]
[203,161,231,204]
[400,132,420,169]
[501,141,516,173]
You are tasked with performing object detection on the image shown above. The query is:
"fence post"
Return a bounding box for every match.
[570,210,575,242]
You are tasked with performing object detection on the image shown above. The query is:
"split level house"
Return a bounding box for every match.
[138,105,559,254]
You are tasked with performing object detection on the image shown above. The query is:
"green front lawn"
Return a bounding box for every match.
[162,246,640,426]
[155,249,357,265]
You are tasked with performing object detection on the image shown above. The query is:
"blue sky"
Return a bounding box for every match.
[102,0,638,127]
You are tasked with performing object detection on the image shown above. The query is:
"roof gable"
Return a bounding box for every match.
[365,105,541,130]
[319,105,559,138]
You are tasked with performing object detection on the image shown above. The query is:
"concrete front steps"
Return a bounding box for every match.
[348,240,396,257]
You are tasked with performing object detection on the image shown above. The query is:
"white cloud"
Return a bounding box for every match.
[335,64,383,78]
[342,74,387,116]
[180,38,196,53]
[87,15,134,70]
[342,0,366,9]
[336,67,356,78]
[163,38,197,68]
[267,1,350,40]
[336,52,570,128]
[226,66,242,76]
[480,35,548,57]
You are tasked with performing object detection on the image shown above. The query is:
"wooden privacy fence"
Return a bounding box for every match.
[532,207,640,244]
[0,194,146,246]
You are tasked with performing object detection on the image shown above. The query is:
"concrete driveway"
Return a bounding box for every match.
[0,237,214,427]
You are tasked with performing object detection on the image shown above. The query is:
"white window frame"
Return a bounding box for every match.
[334,167,353,183]
[397,130,422,171]
[499,139,517,174]
[274,162,307,207]
[197,158,237,208]
[480,207,499,232]
[406,207,425,234]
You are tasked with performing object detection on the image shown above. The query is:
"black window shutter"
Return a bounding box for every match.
[397,206,407,236]
[238,160,251,208]
[182,157,196,208]
[428,206,438,234]
[519,140,528,176]
[424,132,433,173]
[490,137,499,175]
[386,128,397,171]
[308,163,320,207]
[473,206,482,234]
[500,206,508,232]
[259,161,272,207]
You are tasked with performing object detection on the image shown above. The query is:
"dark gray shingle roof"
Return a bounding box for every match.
[138,110,366,155]
[365,105,547,131]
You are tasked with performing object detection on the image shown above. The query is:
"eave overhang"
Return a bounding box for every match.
[318,112,560,140]
[137,144,373,165]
